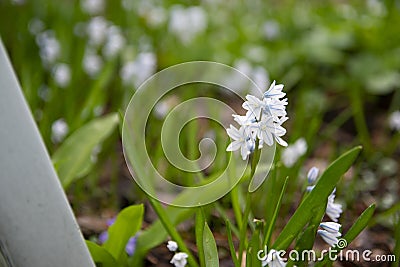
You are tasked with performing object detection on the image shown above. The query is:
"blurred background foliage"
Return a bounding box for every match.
[0,0,399,264]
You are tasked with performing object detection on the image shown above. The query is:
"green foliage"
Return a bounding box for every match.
[273,146,362,250]
[104,204,144,262]
[52,113,119,189]
[87,204,144,267]
[203,222,219,267]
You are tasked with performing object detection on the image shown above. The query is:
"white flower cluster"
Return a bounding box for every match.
[226,81,288,160]
[306,167,343,247]
[167,241,188,267]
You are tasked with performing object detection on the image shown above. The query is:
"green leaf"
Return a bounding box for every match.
[226,220,240,267]
[86,241,118,267]
[263,176,289,247]
[52,113,119,189]
[203,222,219,267]
[314,204,376,266]
[195,209,206,267]
[104,204,144,262]
[273,146,362,250]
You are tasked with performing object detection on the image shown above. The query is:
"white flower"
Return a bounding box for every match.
[52,63,71,88]
[254,116,287,147]
[36,30,60,66]
[317,229,341,247]
[169,5,207,44]
[51,119,69,143]
[307,167,319,184]
[86,16,108,46]
[120,52,157,88]
[103,26,125,58]
[226,125,253,160]
[167,241,178,252]
[389,110,400,131]
[28,18,45,35]
[250,66,270,96]
[243,95,267,120]
[170,252,188,267]
[320,222,341,233]
[81,0,104,15]
[264,97,288,121]
[262,249,286,267]
[281,138,307,167]
[326,191,343,222]
[263,20,281,40]
[83,49,103,77]
[264,80,285,99]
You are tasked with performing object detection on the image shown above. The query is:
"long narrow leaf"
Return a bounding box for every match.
[204,222,219,267]
[273,146,362,250]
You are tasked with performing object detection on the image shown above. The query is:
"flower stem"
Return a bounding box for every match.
[147,197,199,267]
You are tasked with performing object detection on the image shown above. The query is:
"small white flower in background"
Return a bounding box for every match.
[90,145,102,163]
[169,5,207,45]
[11,0,25,5]
[227,59,270,95]
[51,119,69,143]
[389,110,400,131]
[307,167,319,184]
[36,30,61,66]
[281,138,307,167]
[261,249,286,267]
[137,2,167,28]
[326,190,343,222]
[167,241,178,252]
[81,0,104,15]
[263,20,281,40]
[52,63,71,88]
[86,16,108,46]
[120,52,157,88]
[226,80,288,160]
[103,26,125,59]
[28,18,45,35]
[250,66,270,96]
[83,49,103,77]
[154,100,170,120]
[170,252,188,267]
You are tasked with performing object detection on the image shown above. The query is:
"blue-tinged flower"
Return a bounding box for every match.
[226,125,253,160]
[125,236,137,256]
[317,229,341,247]
[98,217,137,256]
[167,241,178,252]
[320,222,341,233]
[170,252,188,267]
[264,80,286,100]
[242,94,267,120]
[307,167,319,184]
[326,191,343,222]
[261,249,287,267]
